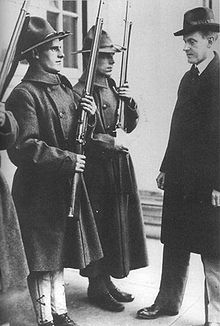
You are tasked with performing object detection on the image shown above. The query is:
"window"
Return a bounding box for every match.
[47,0,86,69]
[203,0,212,8]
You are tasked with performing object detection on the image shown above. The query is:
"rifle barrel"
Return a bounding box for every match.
[116,2,132,130]
[0,0,30,101]
[68,0,104,218]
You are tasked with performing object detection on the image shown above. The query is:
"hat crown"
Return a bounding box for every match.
[22,16,56,53]
[174,7,219,36]
[184,7,215,27]
[83,26,114,51]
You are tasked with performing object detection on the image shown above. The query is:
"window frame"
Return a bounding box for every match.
[47,0,84,80]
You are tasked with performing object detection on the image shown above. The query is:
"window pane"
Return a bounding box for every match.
[63,15,78,68]
[49,0,59,9]
[63,0,77,13]
[47,11,58,30]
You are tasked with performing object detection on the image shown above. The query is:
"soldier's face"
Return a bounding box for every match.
[96,53,115,77]
[38,39,64,73]
[183,31,212,65]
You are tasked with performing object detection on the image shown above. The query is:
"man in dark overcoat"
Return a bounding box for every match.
[6,17,103,326]
[0,106,29,324]
[72,27,148,312]
[137,7,220,326]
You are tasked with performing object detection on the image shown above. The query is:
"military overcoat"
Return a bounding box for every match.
[160,53,220,257]
[73,75,148,278]
[0,111,29,291]
[6,65,103,271]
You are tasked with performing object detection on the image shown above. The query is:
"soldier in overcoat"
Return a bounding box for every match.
[0,107,29,324]
[72,27,148,312]
[6,17,103,326]
[137,7,220,326]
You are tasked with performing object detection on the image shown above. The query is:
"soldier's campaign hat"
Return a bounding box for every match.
[72,26,124,54]
[20,16,70,59]
[174,7,220,36]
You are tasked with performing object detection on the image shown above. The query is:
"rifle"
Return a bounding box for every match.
[115,0,132,132]
[68,0,104,218]
[0,0,30,101]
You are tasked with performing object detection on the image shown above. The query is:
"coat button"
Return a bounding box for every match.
[59,112,64,118]
[103,104,107,109]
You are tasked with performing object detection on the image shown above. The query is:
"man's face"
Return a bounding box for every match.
[183,31,211,65]
[96,52,115,77]
[38,39,64,73]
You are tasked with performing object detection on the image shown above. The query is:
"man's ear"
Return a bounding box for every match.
[207,36,215,47]
[33,48,40,59]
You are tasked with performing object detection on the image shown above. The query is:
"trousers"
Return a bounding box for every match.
[155,245,220,323]
[27,270,67,325]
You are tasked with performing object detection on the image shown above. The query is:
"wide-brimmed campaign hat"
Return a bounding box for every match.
[20,16,70,60]
[72,26,124,54]
[174,7,220,36]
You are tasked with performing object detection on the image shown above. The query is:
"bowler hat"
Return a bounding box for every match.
[72,26,124,54]
[174,7,220,36]
[20,16,70,60]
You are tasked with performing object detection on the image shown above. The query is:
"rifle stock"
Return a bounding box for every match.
[116,0,132,132]
[68,0,104,218]
[0,0,30,101]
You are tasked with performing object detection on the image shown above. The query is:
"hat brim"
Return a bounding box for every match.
[72,44,125,55]
[174,23,220,36]
[19,31,71,60]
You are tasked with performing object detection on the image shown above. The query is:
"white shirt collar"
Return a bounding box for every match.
[196,52,215,75]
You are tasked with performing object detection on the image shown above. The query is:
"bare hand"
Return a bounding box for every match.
[117,82,132,100]
[80,95,97,116]
[0,102,6,127]
[156,172,165,190]
[75,154,86,172]
[211,189,220,207]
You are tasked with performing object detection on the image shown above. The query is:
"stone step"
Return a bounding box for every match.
[139,190,163,239]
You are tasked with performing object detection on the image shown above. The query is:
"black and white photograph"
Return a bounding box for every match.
[0,0,219,325]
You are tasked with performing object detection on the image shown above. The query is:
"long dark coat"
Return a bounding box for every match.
[0,111,29,292]
[6,65,103,271]
[73,75,148,278]
[160,52,220,257]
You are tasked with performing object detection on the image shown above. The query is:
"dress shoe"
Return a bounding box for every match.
[87,288,125,312]
[108,287,134,302]
[137,304,178,319]
[38,321,54,326]
[103,275,134,302]
[53,313,79,326]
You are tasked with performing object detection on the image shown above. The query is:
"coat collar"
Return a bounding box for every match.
[22,64,62,85]
[196,51,215,75]
[189,51,219,77]
[205,51,219,74]
[79,71,109,88]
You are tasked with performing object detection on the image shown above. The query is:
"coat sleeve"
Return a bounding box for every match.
[6,88,77,177]
[159,75,186,174]
[210,92,220,191]
[124,97,139,133]
[0,111,19,150]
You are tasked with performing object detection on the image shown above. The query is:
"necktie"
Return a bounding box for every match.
[191,65,199,80]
